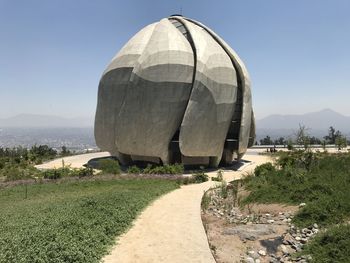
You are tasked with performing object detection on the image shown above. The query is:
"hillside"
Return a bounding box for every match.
[0,114,93,128]
[256,109,350,139]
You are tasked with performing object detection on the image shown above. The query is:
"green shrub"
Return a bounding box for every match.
[192,171,209,183]
[302,224,350,262]
[1,163,40,181]
[98,159,121,174]
[142,163,184,175]
[220,180,228,199]
[74,167,94,177]
[127,165,141,174]
[42,167,70,179]
[3,166,35,181]
[254,162,275,177]
[243,153,350,227]
[212,169,223,181]
[201,190,212,210]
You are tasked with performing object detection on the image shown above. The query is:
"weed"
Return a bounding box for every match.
[212,169,223,182]
[243,151,350,228]
[127,165,141,174]
[192,171,209,183]
[98,159,121,174]
[201,190,212,210]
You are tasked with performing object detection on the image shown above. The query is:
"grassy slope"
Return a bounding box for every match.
[0,178,179,263]
[243,153,350,227]
[243,152,350,262]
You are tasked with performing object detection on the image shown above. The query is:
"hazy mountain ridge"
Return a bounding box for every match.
[257,109,350,131]
[1,110,349,142]
[256,109,350,140]
[0,114,94,128]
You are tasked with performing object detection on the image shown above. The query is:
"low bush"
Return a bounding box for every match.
[243,152,350,228]
[73,167,94,177]
[42,167,70,179]
[212,169,223,182]
[127,165,141,174]
[192,171,209,183]
[41,167,94,179]
[243,151,350,261]
[142,163,184,175]
[2,165,39,181]
[254,162,275,177]
[98,159,121,174]
[302,224,350,262]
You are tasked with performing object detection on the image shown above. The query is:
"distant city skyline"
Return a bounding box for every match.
[0,0,349,119]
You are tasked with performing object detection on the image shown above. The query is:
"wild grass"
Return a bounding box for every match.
[0,177,178,263]
[302,224,350,262]
[242,151,350,262]
[243,151,350,227]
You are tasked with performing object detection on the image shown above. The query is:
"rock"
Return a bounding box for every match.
[258,250,267,256]
[300,238,308,244]
[267,219,275,224]
[255,259,261,263]
[299,203,306,207]
[245,256,255,263]
[313,223,319,229]
[291,244,302,252]
[247,250,259,259]
[223,224,276,241]
[278,244,290,255]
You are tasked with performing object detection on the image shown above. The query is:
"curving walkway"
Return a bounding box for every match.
[102,150,271,263]
[35,152,110,169]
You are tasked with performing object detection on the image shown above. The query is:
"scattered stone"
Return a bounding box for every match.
[300,238,308,244]
[247,250,259,259]
[278,244,290,255]
[223,224,276,241]
[203,187,317,263]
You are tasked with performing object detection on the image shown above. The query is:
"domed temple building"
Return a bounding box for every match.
[94,15,255,167]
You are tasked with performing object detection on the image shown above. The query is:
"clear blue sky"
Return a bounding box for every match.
[0,0,349,119]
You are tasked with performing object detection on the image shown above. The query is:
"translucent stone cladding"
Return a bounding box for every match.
[94,16,255,167]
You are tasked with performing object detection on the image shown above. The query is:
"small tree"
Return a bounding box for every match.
[335,135,347,150]
[295,124,310,150]
[260,135,273,145]
[61,146,70,156]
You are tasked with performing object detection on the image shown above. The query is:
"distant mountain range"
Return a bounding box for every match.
[1,109,349,139]
[256,109,350,139]
[0,114,93,128]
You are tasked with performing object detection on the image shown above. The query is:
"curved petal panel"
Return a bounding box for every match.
[182,17,253,157]
[115,19,194,163]
[94,23,156,155]
[178,19,237,160]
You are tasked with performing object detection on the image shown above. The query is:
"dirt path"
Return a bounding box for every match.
[35,152,110,169]
[102,150,271,263]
